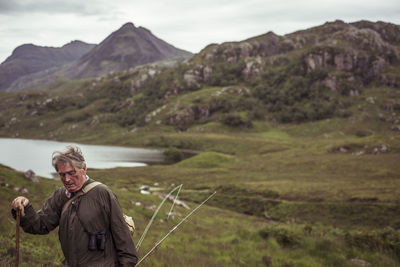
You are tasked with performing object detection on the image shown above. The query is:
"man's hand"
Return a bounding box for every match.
[12,196,29,216]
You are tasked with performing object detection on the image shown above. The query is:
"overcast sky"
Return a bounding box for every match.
[0,0,399,63]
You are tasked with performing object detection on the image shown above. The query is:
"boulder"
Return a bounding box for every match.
[183,73,201,88]
[20,187,29,194]
[366,97,375,104]
[305,51,332,71]
[202,66,213,82]
[334,53,354,71]
[243,57,264,79]
[167,108,195,127]
[24,169,39,183]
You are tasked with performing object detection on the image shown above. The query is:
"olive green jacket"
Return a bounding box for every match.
[18,179,138,266]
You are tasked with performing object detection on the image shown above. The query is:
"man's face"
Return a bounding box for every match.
[57,162,87,192]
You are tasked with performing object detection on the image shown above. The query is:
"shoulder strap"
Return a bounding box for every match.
[82,181,102,193]
[61,181,102,215]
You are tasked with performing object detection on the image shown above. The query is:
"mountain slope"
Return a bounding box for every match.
[63,22,193,78]
[0,41,95,91]
[0,20,399,134]
[138,19,399,128]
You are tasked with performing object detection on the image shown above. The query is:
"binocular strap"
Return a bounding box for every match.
[73,197,107,253]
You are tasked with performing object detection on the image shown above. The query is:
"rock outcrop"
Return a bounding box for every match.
[185,19,400,94]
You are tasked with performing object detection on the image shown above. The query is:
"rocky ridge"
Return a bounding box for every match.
[0,41,95,91]
[178,20,400,93]
[121,20,400,128]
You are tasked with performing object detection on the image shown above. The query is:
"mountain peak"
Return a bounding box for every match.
[64,22,192,78]
[120,22,136,31]
[62,40,91,48]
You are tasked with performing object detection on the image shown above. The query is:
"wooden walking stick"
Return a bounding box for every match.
[15,208,21,267]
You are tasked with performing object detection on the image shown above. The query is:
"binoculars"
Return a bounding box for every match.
[88,231,106,251]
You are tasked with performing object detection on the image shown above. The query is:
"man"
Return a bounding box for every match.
[11,145,138,266]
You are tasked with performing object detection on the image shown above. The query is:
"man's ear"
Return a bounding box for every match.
[83,164,87,172]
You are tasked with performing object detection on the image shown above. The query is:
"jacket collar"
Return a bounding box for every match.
[65,175,91,198]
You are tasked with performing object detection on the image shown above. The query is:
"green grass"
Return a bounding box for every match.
[2,162,399,266]
[0,164,64,266]
[176,152,238,168]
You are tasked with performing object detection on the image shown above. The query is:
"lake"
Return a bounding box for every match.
[0,138,164,178]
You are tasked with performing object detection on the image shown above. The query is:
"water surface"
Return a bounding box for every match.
[0,138,164,178]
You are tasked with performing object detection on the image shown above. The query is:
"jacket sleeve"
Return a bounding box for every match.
[108,190,138,266]
[15,190,64,235]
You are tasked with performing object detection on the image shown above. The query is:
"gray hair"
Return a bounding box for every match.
[52,145,86,171]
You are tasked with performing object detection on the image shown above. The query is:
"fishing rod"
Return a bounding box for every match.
[136,184,183,251]
[136,191,216,266]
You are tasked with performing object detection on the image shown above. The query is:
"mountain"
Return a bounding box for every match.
[0,22,193,91]
[191,19,399,89]
[0,20,399,134]
[96,19,398,128]
[63,22,193,79]
[0,41,95,91]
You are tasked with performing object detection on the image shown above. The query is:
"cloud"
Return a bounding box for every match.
[0,1,20,12]
[0,0,112,15]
